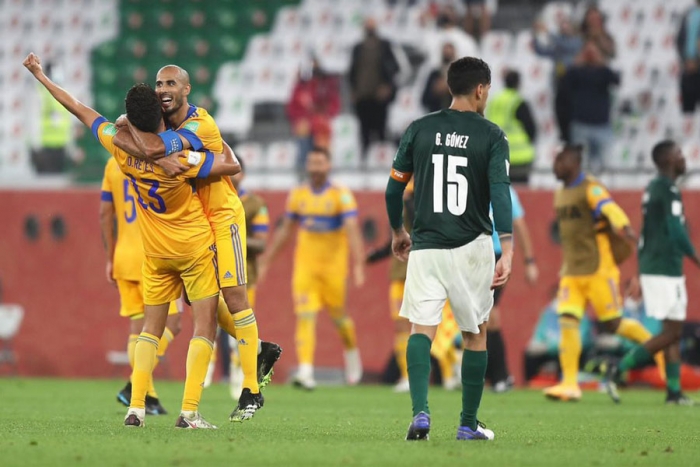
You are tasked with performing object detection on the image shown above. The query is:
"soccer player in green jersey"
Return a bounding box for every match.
[605,140,699,405]
[385,57,513,441]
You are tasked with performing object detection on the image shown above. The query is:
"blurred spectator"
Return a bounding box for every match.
[463,0,490,40]
[31,62,72,174]
[580,6,615,62]
[533,18,583,142]
[349,18,400,154]
[421,43,457,112]
[286,59,340,173]
[676,0,700,114]
[486,70,536,183]
[424,5,478,68]
[563,42,620,173]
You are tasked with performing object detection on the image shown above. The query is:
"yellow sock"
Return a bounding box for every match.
[157,327,175,357]
[616,318,666,380]
[127,334,138,371]
[335,317,357,350]
[296,315,317,366]
[558,317,581,387]
[395,332,409,379]
[182,336,214,412]
[216,296,237,339]
[233,308,260,393]
[131,332,159,409]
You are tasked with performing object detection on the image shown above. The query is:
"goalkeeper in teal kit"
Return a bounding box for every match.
[385,57,513,441]
[605,140,700,405]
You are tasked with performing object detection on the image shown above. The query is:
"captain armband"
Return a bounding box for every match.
[158,130,183,156]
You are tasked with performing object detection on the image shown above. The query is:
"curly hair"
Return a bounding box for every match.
[125,83,162,133]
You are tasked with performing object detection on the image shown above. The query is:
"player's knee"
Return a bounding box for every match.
[166,315,182,336]
[222,286,250,313]
[395,318,411,333]
[667,322,683,341]
[463,330,486,350]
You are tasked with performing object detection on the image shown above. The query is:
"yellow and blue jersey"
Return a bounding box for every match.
[286,182,358,271]
[100,158,144,281]
[92,116,214,259]
[166,105,238,230]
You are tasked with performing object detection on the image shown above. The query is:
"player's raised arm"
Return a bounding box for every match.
[23,53,100,129]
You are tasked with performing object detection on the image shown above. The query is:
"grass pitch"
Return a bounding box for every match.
[2,378,698,466]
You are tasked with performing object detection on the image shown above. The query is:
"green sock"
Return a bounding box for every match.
[460,349,488,431]
[666,362,681,393]
[619,345,652,372]
[407,333,432,416]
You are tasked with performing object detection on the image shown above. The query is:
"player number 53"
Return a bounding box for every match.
[432,154,468,216]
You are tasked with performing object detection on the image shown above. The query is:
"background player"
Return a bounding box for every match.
[486,187,539,392]
[227,157,271,398]
[547,144,664,402]
[100,158,183,415]
[387,57,512,441]
[605,140,699,405]
[112,65,278,421]
[260,147,365,390]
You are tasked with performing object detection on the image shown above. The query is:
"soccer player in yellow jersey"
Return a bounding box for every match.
[112,65,280,420]
[546,144,664,401]
[100,158,183,415]
[24,53,240,428]
[261,147,366,390]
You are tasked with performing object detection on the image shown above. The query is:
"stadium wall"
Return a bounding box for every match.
[2,189,699,384]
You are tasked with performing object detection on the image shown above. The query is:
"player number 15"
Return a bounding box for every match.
[432,154,468,216]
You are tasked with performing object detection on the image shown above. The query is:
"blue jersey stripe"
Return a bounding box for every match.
[298,214,344,232]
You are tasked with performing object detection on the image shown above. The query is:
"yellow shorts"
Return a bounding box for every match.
[390,280,405,320]
[293,267,347,314]
[214,216,247,289]
[557,269,623,322]
[115,279,180,319]
[142,246,220,306]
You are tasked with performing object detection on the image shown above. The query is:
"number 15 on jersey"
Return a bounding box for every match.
[432,154,468,216]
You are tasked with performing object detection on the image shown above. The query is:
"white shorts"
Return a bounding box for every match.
[400,234,495,334]
[640,274,687,321]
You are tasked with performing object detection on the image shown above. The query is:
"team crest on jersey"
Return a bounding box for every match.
[183,121,200,132]
[591,186,604,196]
[102,124,117,136]
[341,193,352,205]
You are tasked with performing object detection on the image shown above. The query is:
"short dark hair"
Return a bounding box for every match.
[652,139,675,166]
[558,143,584,163]
[308,146,331,160]
[125,83,162,133]
[504,70,520,89]
[447,57,491,97]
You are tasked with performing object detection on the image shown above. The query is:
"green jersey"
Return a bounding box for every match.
[391,109,511,251]
[639,175,695,276]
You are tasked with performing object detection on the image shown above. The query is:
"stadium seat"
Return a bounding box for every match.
[365,142,397,170]
[331,114,362,170]
[480,30,513,60]
[234,142,266,170]
[0,304,24,375]
[265,140,298,170]
[539,2,574,33]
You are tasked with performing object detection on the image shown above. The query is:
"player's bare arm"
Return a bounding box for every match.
[344,216,366,287]
[98,200,116,286]
[124,118,190,160]
[247,232,268,255]
[23,53,100,128]
[258,216,297,282]
[513,217,538,285]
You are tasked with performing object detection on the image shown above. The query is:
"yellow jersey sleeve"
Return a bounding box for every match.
[286,188,301,221]
[251,205,270,234]
[100,158,115,203]
[176,107,224,153]
[586,181,630,230]
[337,186,358,219]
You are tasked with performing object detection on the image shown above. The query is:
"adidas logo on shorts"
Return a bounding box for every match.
[224,271,234,279]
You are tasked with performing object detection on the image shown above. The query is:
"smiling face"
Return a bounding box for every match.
[155,66,191,116]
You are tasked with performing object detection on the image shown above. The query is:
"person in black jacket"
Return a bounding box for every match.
[349,18,400,154]
[421,43,456,113]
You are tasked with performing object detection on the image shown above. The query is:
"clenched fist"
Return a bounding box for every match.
[23,53,44,77]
